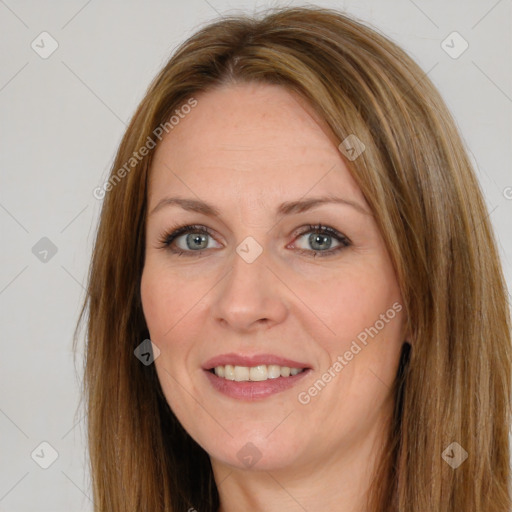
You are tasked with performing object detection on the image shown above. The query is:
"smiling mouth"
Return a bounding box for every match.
[208,364,306,381]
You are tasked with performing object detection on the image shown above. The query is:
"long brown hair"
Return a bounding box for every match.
[74,6,512,511]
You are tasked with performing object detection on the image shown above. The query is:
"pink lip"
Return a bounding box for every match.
[203,368,312,400]
[202,353,311,370]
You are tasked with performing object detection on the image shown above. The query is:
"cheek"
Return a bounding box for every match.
[140,264,196,340]
[141,266,203,415]
[140,269,169,338]
[311,260,401,345]
[308,255,405,399]
[140,263,210,381]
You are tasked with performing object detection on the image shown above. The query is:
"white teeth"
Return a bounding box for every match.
[211,364,305,381]
[267,365,281,379]
[249,365,267,381]
[224,364,235,380]
[234,366,249,381]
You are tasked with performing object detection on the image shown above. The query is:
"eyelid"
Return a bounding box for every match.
[291,224,351,243]
[289,224,351,255]
[157,222,351,257]
[157,224,221,249]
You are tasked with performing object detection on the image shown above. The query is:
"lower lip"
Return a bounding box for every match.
[203,369,312,400]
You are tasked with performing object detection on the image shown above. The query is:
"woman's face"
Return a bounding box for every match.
[141,82,407,474]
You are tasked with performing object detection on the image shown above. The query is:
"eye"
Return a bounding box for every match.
[156,224,221,256]
[290,223,351,258]
[156,223,351,257]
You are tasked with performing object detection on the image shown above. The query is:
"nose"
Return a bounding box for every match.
[210,243,288,332]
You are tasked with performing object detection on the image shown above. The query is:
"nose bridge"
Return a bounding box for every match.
[211,235,287,329]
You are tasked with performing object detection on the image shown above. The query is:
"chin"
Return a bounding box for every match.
[206,432,303,472]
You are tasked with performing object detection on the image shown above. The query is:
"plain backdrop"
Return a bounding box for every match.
[0,0,511,510]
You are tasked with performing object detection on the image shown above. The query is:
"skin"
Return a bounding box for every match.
[140,82,409,511]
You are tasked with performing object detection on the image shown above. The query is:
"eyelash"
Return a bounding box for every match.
[156,223,352,258]
[158,224,352,258]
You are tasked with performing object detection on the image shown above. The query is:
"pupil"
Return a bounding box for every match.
[311,234,331,250]
[188,233,207,250]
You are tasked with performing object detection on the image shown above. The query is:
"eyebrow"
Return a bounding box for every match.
[149,195,370,218]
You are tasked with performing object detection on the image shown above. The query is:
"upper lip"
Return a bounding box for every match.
[203,353,311,370]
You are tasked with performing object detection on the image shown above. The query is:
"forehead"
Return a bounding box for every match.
[148,82,365,209]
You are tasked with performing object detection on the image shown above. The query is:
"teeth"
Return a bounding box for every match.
[249,365,267,381]
[212,364,305,381]
[267,365,281,379]
[234,366,249,381]
[224,364,235,380]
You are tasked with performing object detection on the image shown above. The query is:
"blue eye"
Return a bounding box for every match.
[157,224,219,255]
[157,223,351,257]
[292,224,351,257]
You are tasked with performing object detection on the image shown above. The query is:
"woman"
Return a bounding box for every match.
[75,6,512,511]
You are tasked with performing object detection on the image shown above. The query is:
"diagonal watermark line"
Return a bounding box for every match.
[390,61,439,115]
[265,410,294,438]
[61,0,94,29]
[60,265,87,292]
[472,61,512,104]
[61,61,127,125]
[163,268,232,337]
[472,0,504,29]
[161,366,234,438]
[0,202,29,233]
[470,204,499,237]
[61,470,93,504]
[0,408,29,438]
[0,265,29,296]
[159,159,208,203]
[406,0,439,28]
[264,265,337,335]
[0,0,29,28]
[0,62,29,93]
[202,0,222,16]
[375,61,439,127]
[61,412,86,440]
[264,471,308,511]
[468,149,502,195]
[61,401,98,440]
[405,61,439,93]
[0,472,29,503]
[216,470,234,488]
[368,368,391,390]
[60,205,89,233]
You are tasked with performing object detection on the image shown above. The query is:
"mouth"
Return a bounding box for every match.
[202,353,312,400]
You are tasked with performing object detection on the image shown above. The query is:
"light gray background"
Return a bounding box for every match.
[1,1,511,510]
